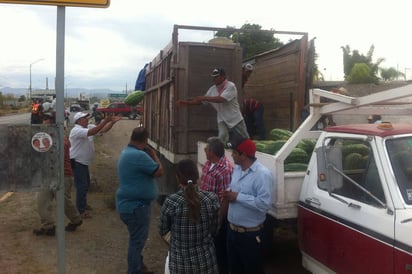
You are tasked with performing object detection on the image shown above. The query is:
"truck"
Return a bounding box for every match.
[95,102,142,120]
[197,86,412,274]
[143,24,412,273]
[143,24,313,198]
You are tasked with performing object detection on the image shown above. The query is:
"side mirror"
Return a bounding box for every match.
[317,145,343,192]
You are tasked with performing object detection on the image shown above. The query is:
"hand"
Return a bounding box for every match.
[144,145,157,159]
[219,189,237,203]
[175,100,186,107]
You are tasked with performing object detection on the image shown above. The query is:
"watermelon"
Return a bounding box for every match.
[124,90,144,106]
[255,142,266,153]
[269,128,293,141]
[255,140,288,155]
[285,148,309,164]
[343,152,365,170]
[285,163,308,172]
[341,144,369,157]
[297,139,317,155]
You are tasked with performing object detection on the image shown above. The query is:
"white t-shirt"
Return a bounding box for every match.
[69,124,96,166]
[204,80,243,128]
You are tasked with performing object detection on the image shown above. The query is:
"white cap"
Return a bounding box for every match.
[73,112,90,123]
[243,63,254,71]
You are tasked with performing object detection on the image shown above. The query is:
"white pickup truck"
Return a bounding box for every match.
[198,86,412,274]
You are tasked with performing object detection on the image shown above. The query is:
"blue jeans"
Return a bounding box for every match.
[72,161,90,214]
[244,105,266,140]
[120,206,151,274]
[227,226,265,274]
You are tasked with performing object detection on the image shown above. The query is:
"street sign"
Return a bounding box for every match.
[108,93,127,98]
[0,0,109,7]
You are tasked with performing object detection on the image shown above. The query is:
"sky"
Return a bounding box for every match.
[1,0,412,92]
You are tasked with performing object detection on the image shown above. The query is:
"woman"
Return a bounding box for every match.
[158,159,220,274]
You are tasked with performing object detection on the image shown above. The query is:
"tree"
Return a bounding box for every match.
[215,23,283,59]
[312,52,324,81]
[341,45,384,84]
[380,67,405,81]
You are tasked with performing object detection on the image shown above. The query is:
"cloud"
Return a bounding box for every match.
[1,0,412,91]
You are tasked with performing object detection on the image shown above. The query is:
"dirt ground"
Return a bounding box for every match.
[0,118,307,274]
[0,119,168,274]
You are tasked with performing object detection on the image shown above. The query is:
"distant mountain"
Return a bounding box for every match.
[0,87,129,99]
[0,87,27,96]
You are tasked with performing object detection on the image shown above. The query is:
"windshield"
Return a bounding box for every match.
[386,137,412,205]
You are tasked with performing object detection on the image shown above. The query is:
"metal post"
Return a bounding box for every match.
[29,64,32,99]
[56,6,66,274]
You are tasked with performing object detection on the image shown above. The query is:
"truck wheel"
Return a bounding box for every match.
[128,113,136,120]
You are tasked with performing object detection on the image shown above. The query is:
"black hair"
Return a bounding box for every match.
[130,127,148,142]
[206,137,225,158]
[176,159,200,223]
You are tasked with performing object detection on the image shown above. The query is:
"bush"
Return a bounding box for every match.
[347,63,377,84]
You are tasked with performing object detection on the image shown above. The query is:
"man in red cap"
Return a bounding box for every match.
[220,138,273,274]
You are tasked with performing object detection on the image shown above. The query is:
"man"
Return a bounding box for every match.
[116,127,163,274]
[242,63,254,88]
[242,98,266,140]
[200,137,233,274]
[368,114,382,124]
[176,68,249,144]
[31,99,42,124]
[33,112,83,236]
[69,111,121,219]
[220,138,273,274]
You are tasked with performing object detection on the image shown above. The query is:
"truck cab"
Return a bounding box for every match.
[298,123,412,273]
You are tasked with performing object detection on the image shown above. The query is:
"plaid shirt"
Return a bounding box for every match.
[158,190,220,274]
[242,98,262,115]
[200,156,233,194]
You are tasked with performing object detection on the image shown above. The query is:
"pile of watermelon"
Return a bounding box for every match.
[124,90,144,106]
[254,128,317,171]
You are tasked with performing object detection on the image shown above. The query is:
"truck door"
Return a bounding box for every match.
[299,136,395,274]
[385,138,412,273]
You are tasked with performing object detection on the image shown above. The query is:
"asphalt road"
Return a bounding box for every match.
[0,112,30,125]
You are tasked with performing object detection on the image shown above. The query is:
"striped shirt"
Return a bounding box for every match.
[200,156,233,194]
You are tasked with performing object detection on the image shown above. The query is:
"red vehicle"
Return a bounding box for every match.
[95,102,142,120]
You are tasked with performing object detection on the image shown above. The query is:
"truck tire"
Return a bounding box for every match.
[128,113,137,120]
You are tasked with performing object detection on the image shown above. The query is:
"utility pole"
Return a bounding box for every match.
[29,58,45,99]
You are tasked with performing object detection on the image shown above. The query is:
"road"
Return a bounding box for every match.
[0,111,76,126]
[0,113,30,125]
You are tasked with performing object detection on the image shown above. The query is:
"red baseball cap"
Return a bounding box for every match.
[236,139,256,158]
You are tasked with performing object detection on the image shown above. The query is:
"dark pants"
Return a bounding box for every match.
[244,105,266,140]
[72,161,90,214]
[215,220,229,274]
[227,226,265,274]
[31,114,42,124]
